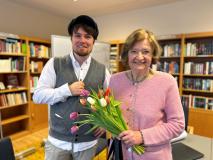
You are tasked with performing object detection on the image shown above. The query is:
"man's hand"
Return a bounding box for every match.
[118,130,143,148]
[69,81,85,96]
[94,127,106,138]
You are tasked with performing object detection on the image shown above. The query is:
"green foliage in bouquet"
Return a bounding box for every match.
[70,88,145,155]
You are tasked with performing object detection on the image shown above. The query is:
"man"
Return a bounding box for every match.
[33,15,110,160]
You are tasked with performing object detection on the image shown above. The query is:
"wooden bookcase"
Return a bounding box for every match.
[110,31,213,138]
[0,34,50,139]
[182,32,213,138]
[109,40,124,73]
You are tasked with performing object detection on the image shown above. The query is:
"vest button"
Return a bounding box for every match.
[75,138,78,141]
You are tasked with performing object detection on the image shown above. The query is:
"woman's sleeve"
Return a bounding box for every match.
[142,77,185,146]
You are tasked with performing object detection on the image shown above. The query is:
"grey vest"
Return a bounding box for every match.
[49,55,105,142]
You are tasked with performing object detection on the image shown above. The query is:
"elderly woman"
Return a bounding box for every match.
[109,28,185,160]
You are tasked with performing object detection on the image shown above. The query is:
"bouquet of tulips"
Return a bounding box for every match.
[69,88,145,155]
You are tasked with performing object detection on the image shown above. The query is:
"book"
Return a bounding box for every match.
[0,82,5,90]
[0,58,11,72]
[6,74,19,88]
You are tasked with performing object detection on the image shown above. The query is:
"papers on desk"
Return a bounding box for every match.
[171,130,188,143]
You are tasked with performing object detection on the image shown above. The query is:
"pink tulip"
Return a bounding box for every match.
[69,112,78,120]
[70,125,79,134]
[80,89,90,97]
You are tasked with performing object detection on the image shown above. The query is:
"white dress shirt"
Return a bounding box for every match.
[33,52,111,152]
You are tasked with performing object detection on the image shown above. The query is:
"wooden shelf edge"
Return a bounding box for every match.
[0,102,28,110]
[1,115,30,125]
[10,130,31,140]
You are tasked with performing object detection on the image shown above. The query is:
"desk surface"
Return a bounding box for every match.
[181,134,212,160]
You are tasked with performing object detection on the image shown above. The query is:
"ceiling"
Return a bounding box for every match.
[7,0,184,18]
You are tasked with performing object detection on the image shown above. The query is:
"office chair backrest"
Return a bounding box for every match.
[0,137,15,160]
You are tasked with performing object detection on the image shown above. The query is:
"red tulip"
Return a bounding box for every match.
[70,125,79,134]
[70,112,78,120]
[104,88,110,97]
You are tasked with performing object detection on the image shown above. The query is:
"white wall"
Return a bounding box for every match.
[1,0,213,41]
[0,0,68,39]
[96,0,213,42]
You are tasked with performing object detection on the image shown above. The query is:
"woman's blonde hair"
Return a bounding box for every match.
[121,28,162,69]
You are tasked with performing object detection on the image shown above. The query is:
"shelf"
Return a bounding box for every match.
[30,56,50,60]
[1,115,29,125]
[183,74,213,77]
[10,130,30,140]
[0,52,27,57]
[160,56,180,59]
[184,55,213,59]
[0,88,28,94]
[182,89,213,93]
[0,71,27,74]
[0,102,28,110]
[30,72,41,75]
[189,108,213,114]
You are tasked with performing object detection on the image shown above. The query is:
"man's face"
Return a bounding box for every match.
[71,27,95,57]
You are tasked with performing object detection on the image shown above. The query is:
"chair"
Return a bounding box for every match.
[0,137,15,160]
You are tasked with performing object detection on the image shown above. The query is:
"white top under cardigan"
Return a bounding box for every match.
[33,52,111,152]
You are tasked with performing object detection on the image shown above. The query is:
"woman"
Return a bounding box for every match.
[109,29,185,160]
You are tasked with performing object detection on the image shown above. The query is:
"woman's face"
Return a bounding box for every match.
[128,39,153,72]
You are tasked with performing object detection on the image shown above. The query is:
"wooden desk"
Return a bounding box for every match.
[181,134,212,160]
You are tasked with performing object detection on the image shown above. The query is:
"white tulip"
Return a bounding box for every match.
[100,98,107,107]
[87,97,95,105]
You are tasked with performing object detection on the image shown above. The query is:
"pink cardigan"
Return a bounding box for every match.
[109,71,185,160]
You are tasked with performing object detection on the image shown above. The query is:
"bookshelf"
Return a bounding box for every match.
[110,31,213,138]
[182,32,213,137]
[109,40,124,73]
[156,35,183,92]
[0,34,50,139]
[26,36,50,132]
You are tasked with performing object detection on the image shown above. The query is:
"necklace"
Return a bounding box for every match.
[130,70,149,85]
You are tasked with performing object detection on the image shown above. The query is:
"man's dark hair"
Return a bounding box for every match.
[68,15,99,40]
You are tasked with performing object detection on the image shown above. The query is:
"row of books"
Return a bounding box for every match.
[30,76,39,93]
[0,38,27,54]
[0,92,27,107]
[183,78,213,91]
[0,57,26,72]
[152,61,179,74]
[29,43,50,58]
[184,41,213,56]
[184,61,213,75]
[110,46,119,73]
[162,43,181,57]
[30,61,43,73]
[181,95,213,110]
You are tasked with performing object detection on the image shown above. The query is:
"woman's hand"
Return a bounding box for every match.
[118,130,143,147]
